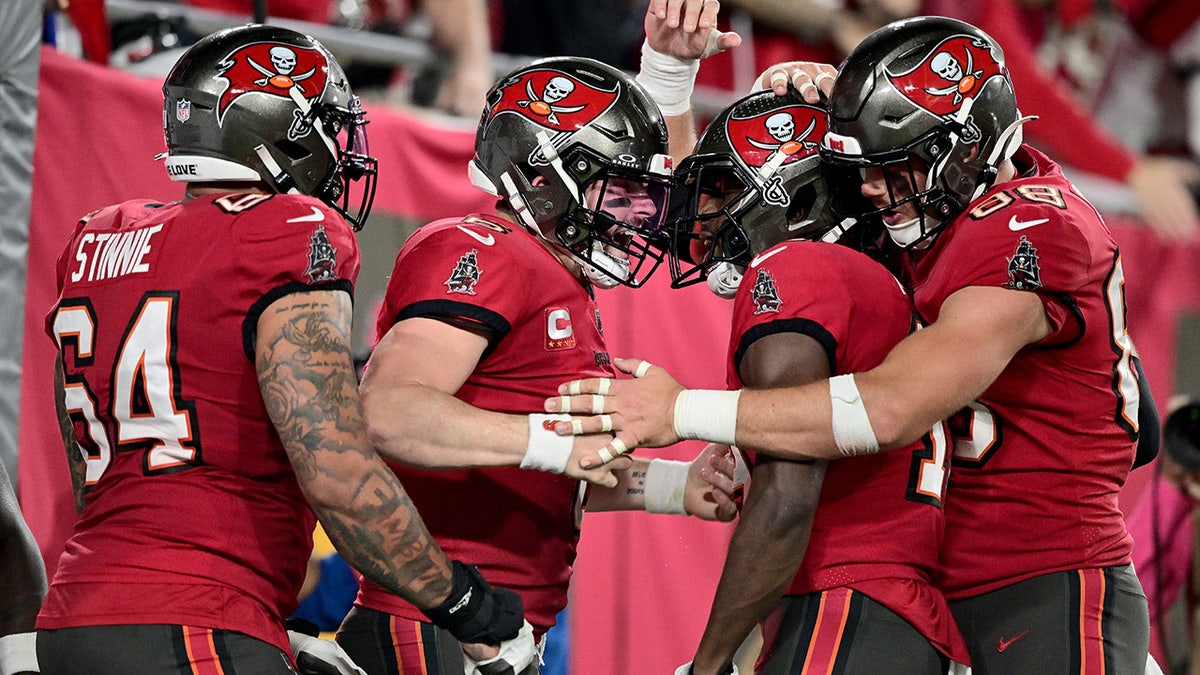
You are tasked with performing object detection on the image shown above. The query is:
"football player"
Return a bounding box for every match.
[667,89,967,675]
[40,25,525,675]
[553,15,1154,675]
[336,3,744,673]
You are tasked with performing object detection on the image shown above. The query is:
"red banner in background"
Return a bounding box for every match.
[23,46,1200,673]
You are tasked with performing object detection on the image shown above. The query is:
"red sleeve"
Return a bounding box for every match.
[933,198,1094,343]
[231,197,361,358]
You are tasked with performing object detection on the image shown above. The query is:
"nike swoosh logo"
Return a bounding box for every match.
[457,225,496,246]
[996,629,1029,653]
[749,247,785,268]
[1008,216,1049,231]
[286,206,325,223]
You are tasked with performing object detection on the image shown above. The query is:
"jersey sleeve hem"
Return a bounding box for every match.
[242,279,355,361]
[732,317,838,379]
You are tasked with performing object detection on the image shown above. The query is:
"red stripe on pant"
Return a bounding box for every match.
[182,626,227,675]
[389,616,434,674]
[800,588,853,675]
[1077,569,1107,675]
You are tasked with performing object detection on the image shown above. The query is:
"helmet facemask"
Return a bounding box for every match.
[552,147,673,289]
[315,98,378,230]
[823,128,964,252]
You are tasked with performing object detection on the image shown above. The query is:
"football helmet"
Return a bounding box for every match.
[669,89,867,297]
[820,15,1028,251]
[468,56,673,288]
[162,24,378,229]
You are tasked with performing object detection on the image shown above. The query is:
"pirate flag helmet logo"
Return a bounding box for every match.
[885,34,1008,129]
[214,41,329,138]
[725,103,824,206]
[483,68,619,134]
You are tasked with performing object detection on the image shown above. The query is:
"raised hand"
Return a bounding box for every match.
[646,0,742,62]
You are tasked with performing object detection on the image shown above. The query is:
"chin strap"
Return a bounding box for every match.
[706,262,743,298]
[581,240,631,289]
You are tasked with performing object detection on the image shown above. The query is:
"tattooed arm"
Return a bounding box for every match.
[258,289,526,652]
[53,358,87,515]
[255,289,455,609]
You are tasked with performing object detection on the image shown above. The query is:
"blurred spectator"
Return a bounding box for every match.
[723,0,919,62]
[43,0,110,63]
[412,0,492,116]
[495,0,645,69]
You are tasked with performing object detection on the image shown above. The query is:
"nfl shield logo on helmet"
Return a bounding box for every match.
[176,98,192,122]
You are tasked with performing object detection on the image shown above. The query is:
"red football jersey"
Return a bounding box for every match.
[359,215,615,634]
[906,146,1138,599]
[40,193,361,654]
[728,241,966,661]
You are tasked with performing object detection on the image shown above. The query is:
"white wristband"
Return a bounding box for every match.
[522,414,574,473]
[829,374,880,456]
[635,39,699,116]
[644,458,690,514]
[673,389,740,446]
[0,632,38,675]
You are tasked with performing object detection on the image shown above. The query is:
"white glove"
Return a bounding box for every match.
[287,631,367,675]
[675,662,739,675]
[463,620,538,675]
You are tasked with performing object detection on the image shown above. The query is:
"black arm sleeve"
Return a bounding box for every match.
[1133,354,1160,470]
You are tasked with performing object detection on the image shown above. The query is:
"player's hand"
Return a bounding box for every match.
[1126,156,1200,242]
[289,630,368,675]
[646,0,742,61]
[544,358,684,466]
[684,444,743,522]
[754,61,838,102]
[461,620,537,675]
[567,435,635,487]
